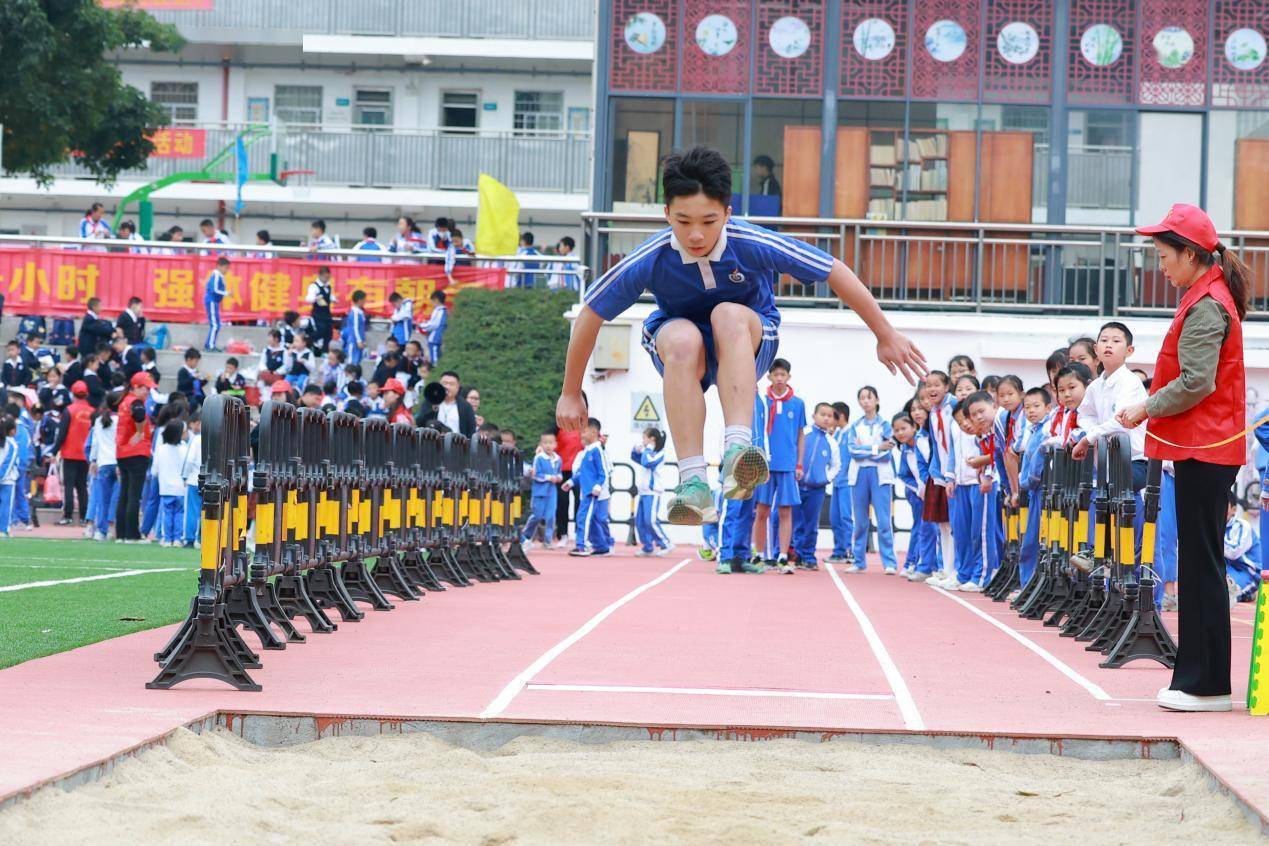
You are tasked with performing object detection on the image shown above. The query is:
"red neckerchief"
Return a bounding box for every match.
[934,401,948,450]
[765,384,794,435]
[1004,408,1016,446]
[979,433,996,456]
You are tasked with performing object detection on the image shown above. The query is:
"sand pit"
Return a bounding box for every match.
[0,727,1261,845]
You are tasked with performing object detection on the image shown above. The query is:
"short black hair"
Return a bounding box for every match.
[813,401,834,414]
[216,257,230,267]
[558,236,576,250]
[311,219,326,232]
[831,401,851,421]
[226,357,239,367]
[586,417,602,432]
[199,218,214,228]
[363,226,377,239]
[520,231,534,245]
[435,217,449,228]
[891,411,914,427]
[948,354,976,374]
[1099,321,1134,347]
[184,348,201,361]
[768,358,791,374]
[431,291,446,304]
[662,146,733,206]
[926,370,950,387]
[982,375,1001,392]
[965,390,994,409]
[440,370,460,381]
[1024,386,1052,404]
[256,229,270,242]
[302,384,322,396]
[752,154,775,169]
[1056,362,1094,386]
[352,289,366,303]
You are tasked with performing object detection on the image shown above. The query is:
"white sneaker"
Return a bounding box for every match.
[553,538,569,549]
[1156,688,1232,712]
[653,547,670,557]
[520,540,535,551]
[82,525,95,539]
[94,532,106,542]
[883,567,897,575]
[842,564,866,574]
[958,581,983,593]
[927,575,949,588]
[908,571,931,583]
[634,549,654,557]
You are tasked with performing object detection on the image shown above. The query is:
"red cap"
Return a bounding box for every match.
[71,380,89,397]
[382,378,407,395]
[271,380,293,394]
[130,371,157,389]
[1135,203,1219,253]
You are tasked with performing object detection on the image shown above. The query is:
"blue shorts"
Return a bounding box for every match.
[755,470,801,507]
[643,312,779,391]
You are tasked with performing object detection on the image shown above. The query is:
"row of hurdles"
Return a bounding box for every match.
[983,431,1175,669]
[148,394,537,692]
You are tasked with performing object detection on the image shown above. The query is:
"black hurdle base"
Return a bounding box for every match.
[339,559,395,610]
[399,549,446,592]
[275,574,337,633]
[1099,578,1177,669]
[307,565,366,621]
[224,584,288,650]
[147,595,261,692]
[256,581,306,643]
[431,547,473,587]
[505,541,540,575]
[371,553,422,601]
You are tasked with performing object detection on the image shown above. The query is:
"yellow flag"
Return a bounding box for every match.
[475,173,520,256]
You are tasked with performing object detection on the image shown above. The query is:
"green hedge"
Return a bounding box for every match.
[437,288,577,445]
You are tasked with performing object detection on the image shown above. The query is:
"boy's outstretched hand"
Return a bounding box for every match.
[876,329,928,385]
[556,392,588,431]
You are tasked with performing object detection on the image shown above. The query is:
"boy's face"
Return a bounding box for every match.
[200,223,214,237]
[1056,375,1085,410]
[1096,328,1132,369]
[540,434,556,453]
[581,425,599,445]
[924,376,947,404]
[327,351,339,363]
[665,192,729,259]
[954,410,973,434]
[768,367,789,391]
[557,241,571,255]
[500,432,515,447]
[813,406,835,430]
[225,363,237,375]
[6,345,17,358]
[1022,394,1049,424]
[967,399,995,435]
[171,230,184,242]
[310,226,322,239]
[367,383,380,397]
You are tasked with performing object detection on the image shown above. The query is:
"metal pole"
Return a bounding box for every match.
[1045,0,1072,306]
[590,0,613,211]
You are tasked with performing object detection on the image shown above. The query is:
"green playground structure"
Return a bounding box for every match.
[111,125,301,239]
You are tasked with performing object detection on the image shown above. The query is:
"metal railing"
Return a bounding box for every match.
[48,125,592,195]
[581,212,1269,318]
[145,0,595,42]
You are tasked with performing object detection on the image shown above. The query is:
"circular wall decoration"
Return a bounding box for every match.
[1225,27,1267,71]
[624,12,666,54]
[853,17,897,61]
[768,16,811,59]
[1080,24,1123,67]
[925,19,968,63]
[1152,26,1194,69]
[997,21,1039,65]
[695,14,738,57]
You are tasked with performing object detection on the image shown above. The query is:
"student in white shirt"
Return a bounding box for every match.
[307,219,336,258]
[251,229,275,259]
[1071,321,1148,479]
[152,420,188,547]
[198,218,230,255]
[117,220,148,254]
[181,417,202,547]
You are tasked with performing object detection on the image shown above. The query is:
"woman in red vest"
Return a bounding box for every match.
[1117,203,1252,713]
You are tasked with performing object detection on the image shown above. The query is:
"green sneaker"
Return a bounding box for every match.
[715,559,734,575]
[699,546,716,561]
[666,477,717,526]
[721,444,770,500]
[736,558,765,574]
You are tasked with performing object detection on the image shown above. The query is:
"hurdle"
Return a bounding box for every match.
[148,397,538,692]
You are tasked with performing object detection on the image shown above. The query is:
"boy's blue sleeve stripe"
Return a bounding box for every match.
[582,232,669,317]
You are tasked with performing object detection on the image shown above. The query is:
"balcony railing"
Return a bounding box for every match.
[48,125,592,195]
[1033,145,1134,211]
[582,212,1269,319]
[144,0,595,43]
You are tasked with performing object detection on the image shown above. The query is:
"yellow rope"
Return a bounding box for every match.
[1142,413,1269,451]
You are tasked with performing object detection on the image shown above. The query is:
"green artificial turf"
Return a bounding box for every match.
[0,538,199,669]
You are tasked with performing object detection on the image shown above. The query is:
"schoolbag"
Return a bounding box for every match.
[17,315,46,343]
[48,317,76,347]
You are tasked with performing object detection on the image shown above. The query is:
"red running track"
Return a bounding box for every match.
[0,548,1263,825]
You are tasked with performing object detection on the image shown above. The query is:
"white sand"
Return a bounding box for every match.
[1,728,1261,845]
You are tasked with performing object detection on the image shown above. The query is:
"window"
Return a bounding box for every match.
[513,91,564,133]
[749,98,823,217]
[150,82,198,126]
[441,91,480,133]
[274,85,323,125]
[353,88,392,128]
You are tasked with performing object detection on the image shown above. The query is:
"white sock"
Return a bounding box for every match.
[678,455,707,485]
[723,425,753,451]
[940,524,956,579]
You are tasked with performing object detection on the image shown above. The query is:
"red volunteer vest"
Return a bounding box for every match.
[1145,265,1245,465]
[62,399,95,461]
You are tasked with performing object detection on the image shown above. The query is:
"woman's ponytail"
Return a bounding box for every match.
[1215,241,1252,320]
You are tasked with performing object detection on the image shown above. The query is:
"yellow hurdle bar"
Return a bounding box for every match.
[1094,512,1108,560]
[1140,523,1157,568]
[256,502,275,546]
[1118,524,1135,568]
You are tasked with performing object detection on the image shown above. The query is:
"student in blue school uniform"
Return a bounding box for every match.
[0,416,18,536]
[353,227,387,262]
[1014,386,1055,589]
[844,386,897,574]
[417,291,448,364]
[555,146,926,530]
[791,402,841,570]
[965,390,1004,588]
[631,427,673,556]
[752,358,804,574]
[514,231,542,289]
[521,431,563,547]
[343,290,369,366]
[895,412,938,581]
[565,418,610,556]
[203,256,229,352]
[922,371,957,586]
[826,402,855,565]
[1224,493,1260,605]
[388,292,414,346]
[593,432,615,555]
[717,393,766,575]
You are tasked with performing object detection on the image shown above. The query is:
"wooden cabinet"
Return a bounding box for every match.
[1235,138,1269,304]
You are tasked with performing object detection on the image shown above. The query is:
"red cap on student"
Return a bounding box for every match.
[71,380,89,397]
[130,371,157,389]
[271,380,293,395]
[1135,203,1219,253]
[382,378,406,395]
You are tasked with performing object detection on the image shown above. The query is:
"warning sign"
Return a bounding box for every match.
[631,392,664,432]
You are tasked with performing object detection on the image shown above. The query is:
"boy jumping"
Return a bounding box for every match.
[556,146,926,524]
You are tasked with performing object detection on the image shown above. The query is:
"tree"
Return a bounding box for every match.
[0,0,183,185]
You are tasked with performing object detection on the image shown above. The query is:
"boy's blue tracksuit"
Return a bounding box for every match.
[631,445,671,553]
[897,433,937,574]
[0,437,19,533]
[829,428,854,558]
[573,442,610,553]
[12,413,33,526]
[1017,412,1053,588]
[847,415,897,571]
[792,425,840,565]
[522,451,561,543]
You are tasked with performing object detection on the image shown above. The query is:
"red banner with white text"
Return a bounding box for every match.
[0,248,505,323]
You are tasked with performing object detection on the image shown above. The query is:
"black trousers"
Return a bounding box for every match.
[555,469,578,540]
[116,455,151,541]
[62,458,89,520]
[1170,458,1239,696]
[311,318,332,354]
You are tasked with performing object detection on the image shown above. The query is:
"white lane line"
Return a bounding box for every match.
[928,585,1113,701]
[480,558,692,718]
[0,568,188,593]
[1232,616,1254,627]
[525,684,893,701]
[825,566,926,731]
[0,563,141,572]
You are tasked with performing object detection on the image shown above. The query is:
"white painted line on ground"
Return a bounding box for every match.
[928,584,1113,702]
[0,563,140,572]
[525,683,893,701]
[825,566,926,731]
[1232,616,1254,627]
[0,568,188,593]
[480,558,692,718]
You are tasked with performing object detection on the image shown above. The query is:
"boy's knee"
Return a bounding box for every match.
[655,321,704,364]
[709,302,758,339]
